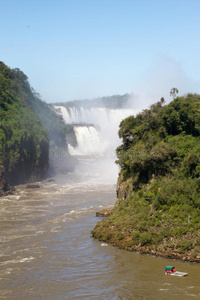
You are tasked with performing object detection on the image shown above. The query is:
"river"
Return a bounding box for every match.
[0,157,199,299]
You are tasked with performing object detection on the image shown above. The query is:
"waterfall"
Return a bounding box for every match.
[54,106,136,156]
[68,126,106,156]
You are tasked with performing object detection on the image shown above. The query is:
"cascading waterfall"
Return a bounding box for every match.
[68,126,106,156]
[54,106,136,156]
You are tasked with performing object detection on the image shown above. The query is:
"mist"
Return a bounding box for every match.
[53,56,200,184]
[55,106,137,152]
[126,56,199,111]
[54,105,138,184]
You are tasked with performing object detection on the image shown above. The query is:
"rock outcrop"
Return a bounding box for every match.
[96,209,113,217]
[0,166,11,196]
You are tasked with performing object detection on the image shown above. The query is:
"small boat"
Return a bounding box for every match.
[165,266,188,277]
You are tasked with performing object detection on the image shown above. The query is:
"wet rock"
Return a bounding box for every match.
[47,178,55,182]
[96,209,113,217]
[26,184,40,189]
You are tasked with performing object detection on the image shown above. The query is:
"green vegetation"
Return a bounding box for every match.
[0,61,50,184]
[92,94,200,262]
[28,93,75,150]
[0,62,73,185]
[55,93,130,109]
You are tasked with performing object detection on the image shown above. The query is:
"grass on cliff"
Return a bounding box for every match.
[92,178,200,259]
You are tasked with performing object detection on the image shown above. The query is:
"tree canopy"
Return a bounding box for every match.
[93,94,200,262]
[0,62,49,184]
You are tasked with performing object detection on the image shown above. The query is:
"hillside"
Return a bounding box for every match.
[0,62,72,188]
[92,94,200,262]
[28,93,75,150]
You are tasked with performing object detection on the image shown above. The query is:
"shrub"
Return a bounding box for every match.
[177,239,193,253]
[131,231,140,245]
[140,232,152,246]
[196,238,200,246]
[138,221,148,232]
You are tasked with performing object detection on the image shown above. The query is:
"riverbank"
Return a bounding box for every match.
[93,207,200,263]
[92,95,200,264]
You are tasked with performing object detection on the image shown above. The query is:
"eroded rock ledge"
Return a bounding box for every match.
[96,209,113,217]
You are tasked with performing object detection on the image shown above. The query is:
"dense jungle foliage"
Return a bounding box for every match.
[0,62,70,185]
[93,94,200,261]
[0,62,49,184]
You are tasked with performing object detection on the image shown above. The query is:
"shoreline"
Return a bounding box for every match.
[93,208,200,264]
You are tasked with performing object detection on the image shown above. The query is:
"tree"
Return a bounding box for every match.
[160,97,165,105]
[170,88,179,99]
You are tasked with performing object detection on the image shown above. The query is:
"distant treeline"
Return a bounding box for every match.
[54,93,130,109]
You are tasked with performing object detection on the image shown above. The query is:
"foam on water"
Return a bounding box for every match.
[1,257,35,266]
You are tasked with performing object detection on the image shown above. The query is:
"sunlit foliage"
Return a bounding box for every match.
[93,94,200,259]
[0,62,49,184]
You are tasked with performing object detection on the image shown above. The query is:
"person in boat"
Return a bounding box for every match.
[165,266,176,273]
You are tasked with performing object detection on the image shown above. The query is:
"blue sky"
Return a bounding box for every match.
[1,0,200,105]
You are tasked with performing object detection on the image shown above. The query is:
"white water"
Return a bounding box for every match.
[54,106,136,156]
[68,126,106,156]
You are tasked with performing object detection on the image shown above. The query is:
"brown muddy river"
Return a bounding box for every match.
[0,158,199,299]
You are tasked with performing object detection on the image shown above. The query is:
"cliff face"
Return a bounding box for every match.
[92,94,200,262]
[0,166,9,196]
[4,137,49,185]
[116,172,132,201]
[0,62,49,186]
